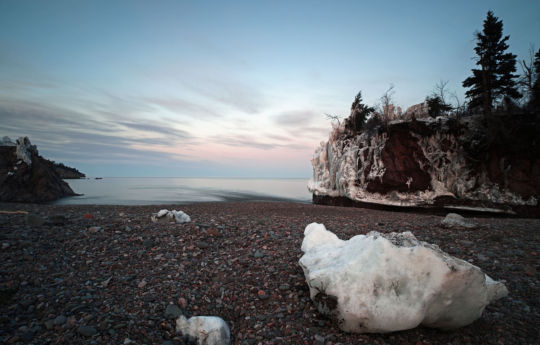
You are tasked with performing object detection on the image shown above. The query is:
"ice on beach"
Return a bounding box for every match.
[151,209,191,223]
[299,223,508,333]
[176,315,230,345]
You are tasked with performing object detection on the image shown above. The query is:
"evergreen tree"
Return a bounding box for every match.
[426,95,452,118]
[345,91,374,133]
[531,48,540,111]
[462,11,521,115]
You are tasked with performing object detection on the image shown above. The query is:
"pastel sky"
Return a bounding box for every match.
[1,0,539,177]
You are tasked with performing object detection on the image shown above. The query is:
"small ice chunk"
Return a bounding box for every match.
[176,315,230,345]
[157,209,169,217]
[152,209,191,224]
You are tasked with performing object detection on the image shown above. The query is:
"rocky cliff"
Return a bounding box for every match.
[308,113,540,217]
[0,136,78,202]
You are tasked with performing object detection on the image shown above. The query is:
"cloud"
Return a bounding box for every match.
[217,134,277,150]
[0,98,196,164]
[273,110,318,126]
[145,97,221,119]
[166,66,266,114]
[117,121,192,140]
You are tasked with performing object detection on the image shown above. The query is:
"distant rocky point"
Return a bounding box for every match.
[0,136,81,202]
[309,112,540,217]
[53,161,85,179]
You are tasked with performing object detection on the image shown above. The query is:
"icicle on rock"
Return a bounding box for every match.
[299,222,508,333]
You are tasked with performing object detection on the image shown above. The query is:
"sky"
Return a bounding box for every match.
[1,0,539,178]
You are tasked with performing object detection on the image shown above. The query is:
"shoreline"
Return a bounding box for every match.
[1,202,538,344]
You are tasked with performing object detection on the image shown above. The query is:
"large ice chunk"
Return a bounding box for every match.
[299,223,508,333]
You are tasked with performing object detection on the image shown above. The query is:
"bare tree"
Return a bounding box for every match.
[450,91,466,116]
[379,84,395,123]
[434,80,450,105]
[519,44,537,104]
[324,113,342,125]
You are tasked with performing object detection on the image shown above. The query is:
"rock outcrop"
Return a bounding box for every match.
[299,223,508,333]
[0,136,78,202]
[309,113,540,217]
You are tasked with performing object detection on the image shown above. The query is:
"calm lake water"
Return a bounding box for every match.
[54,177,312,205]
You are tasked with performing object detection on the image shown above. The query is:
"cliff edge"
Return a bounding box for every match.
[309,113,540,217]
[0,136,78,202]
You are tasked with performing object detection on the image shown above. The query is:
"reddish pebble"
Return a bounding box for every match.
[83,213,94,219]
[178,297,187,309]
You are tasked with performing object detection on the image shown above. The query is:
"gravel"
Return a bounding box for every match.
[0,201,538,345]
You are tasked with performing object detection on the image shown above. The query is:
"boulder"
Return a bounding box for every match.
[299,222,508,333]
[151,209,191,224]
[176,315,230,345]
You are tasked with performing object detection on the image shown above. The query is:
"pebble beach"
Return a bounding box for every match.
[0,201,538,345]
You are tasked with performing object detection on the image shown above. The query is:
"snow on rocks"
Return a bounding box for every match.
[15,136,36,166]
[176,315,230,345]
[440,213,476,229]
[1,136,37,166]
[1,136,16,146]
[299,222,508,333]
[151,209,191,224]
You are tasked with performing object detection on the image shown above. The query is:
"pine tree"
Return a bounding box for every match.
[462,11,521,115]
[426,95,452,118]
[531,48,540,111]
[345,91,374,133]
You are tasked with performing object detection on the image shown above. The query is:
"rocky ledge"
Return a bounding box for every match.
[309,113,540,217]
[0,136,78,202]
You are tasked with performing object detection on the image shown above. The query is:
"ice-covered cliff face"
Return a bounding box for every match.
[308,114,540,216]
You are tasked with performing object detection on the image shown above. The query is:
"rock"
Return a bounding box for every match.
[54,315,67,325]
[137,279,147,288]
[44,319,54,330]
[164,303,183,319]
[78,325,97,337]
[178,297,188,309]
[196,241,210,249]
[440,213,476,229]
[88,226,102,233]
[299,222,508,333]
[253,250,264,258]
[176,315,230,345]
[523,265,536,277]
[257,290,269,300]
[278,284,290,291]
[0,136,79,202]
[48,214,67,225]
[313,334,326,345]
[25,213,45,227]
[151,209,191,224]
